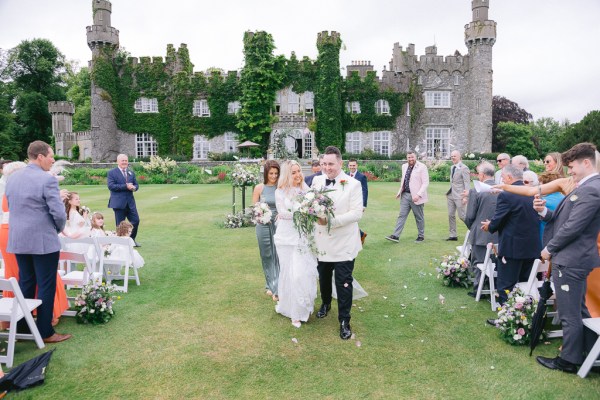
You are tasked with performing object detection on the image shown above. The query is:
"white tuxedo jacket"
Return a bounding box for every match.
[312,172,363,262]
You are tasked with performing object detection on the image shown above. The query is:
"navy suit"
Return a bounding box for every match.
[542,174,600,365]
[304,171,322,187]
[107,167,140,240]
[488,181,541,303]
[349,171,368,208]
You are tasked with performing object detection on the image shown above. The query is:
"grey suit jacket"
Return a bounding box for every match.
[6,164,67,254]
[542,174,600,269]
[447,162,471,198]
[464,179,498,246]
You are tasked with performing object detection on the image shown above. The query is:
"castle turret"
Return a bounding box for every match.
[49,101,74,158]
[86,0,119,57]
[87,0,120,161]
[464,0,496,153]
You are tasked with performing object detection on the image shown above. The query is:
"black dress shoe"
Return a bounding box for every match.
[133,241,141,248]
[536,356,578,374]
[446,237,458,241]
[340,321,352,340]
[316,304,331,318]
[467,291,477,298]
[486,318,497,326]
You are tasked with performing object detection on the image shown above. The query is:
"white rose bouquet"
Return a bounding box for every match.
[252,202,273,225]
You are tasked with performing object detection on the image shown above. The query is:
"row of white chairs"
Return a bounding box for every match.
[59,236,140,293]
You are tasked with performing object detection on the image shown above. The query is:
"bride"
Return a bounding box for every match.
[273,160,318,328]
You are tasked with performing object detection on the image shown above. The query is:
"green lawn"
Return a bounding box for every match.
[7,183,600,399]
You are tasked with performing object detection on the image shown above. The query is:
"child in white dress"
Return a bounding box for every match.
[107,221,145,269]
[61,191,91,254]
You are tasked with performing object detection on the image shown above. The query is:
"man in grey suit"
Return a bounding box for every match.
[534,143,600,374]
[5,141,72,343]
[463,162,498,297]
[446,151,471,241]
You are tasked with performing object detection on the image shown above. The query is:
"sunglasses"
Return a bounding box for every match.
[496,159,507,163]
[544,160,552,164]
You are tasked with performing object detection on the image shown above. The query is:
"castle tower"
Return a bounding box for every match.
[464,0,496,152]
[86,0,120,161]
[48,101,75,158]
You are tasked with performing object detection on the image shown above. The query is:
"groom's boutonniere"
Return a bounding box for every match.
[340,179,348,191]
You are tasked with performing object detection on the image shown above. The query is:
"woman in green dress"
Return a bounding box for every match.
[252,160,281,301]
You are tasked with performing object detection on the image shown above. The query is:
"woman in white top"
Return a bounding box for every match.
[273,160,318,328]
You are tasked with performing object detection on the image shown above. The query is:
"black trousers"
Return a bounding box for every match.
[16,252,60,339]
[113,205,140,240]
[496,257,534,304]
[317,260,354,322]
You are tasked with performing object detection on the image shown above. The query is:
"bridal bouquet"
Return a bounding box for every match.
[435,254,471,288]
[252,202,273,224]
[74,282,118,325]
[492,287,538,345]
[292,187,335,254]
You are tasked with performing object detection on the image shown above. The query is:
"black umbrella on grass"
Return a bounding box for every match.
[529,270,554,356]
[0,350,54,395]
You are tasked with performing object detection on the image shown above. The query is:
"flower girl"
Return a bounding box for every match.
[108,221,145,269]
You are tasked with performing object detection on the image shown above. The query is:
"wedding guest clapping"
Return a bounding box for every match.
[252,160,280,301]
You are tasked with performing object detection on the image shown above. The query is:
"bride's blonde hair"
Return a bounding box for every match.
[278,160,307,192]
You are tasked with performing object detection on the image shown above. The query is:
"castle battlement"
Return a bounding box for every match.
[86,25,119,49]
[389,42,470,76]
[48,101,74,114]
[55,131,92,141]
[464,20,497,47]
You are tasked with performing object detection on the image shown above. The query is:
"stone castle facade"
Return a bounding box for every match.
[50,0,495,161]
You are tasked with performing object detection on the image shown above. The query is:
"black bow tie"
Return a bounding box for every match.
[326,178,336,186]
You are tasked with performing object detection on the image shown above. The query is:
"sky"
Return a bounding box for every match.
[1,0,599,123]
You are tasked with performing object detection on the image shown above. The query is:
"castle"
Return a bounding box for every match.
[50,0,496,162]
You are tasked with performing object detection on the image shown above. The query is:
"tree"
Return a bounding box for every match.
[530,117,568,156]
[65,66,91,132]
[4,39,67,157]
[555,110,600,151]
[495,121,539,160]
[492,96,532,152]
[6,39,66,98]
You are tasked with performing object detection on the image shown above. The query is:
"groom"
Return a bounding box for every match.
[312,146,364,339]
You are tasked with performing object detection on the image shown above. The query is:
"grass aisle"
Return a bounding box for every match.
[9,183,600,399]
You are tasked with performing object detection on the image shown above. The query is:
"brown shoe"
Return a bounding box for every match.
[361,232,367,245]
[43,333,72,343]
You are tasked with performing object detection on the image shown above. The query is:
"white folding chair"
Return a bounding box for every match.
[96,236,139,293]
[577,318,600,378]
[59,236,99,274]
[514,259,549,300]
[0,277,45,367]
[475,243,498,311]
[59,250,102,317]
[456,229,471,259]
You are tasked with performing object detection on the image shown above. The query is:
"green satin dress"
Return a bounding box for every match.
[255,185,280,295]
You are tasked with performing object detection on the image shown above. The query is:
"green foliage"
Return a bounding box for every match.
[495,121,540,160]
[555,110,600,151]
[492,96,533,152]
[71,144,80,160]
[341,72,407,133]
[6,38,66,97]
[65,66,91,131]
[315,32,343,150]
[14,91,53,150]
[529,117,567,156]
[237,31,285,152]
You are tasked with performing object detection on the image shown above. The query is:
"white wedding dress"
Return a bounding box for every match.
[273,188,318,323]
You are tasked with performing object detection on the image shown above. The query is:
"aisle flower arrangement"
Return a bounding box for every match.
[251,202,272,225]
[224,209,253,228]
[493,287,538,345]
[435,254,471,288]
[292,187,335,254]
[74,282,118,325]
[230,163,260,187]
